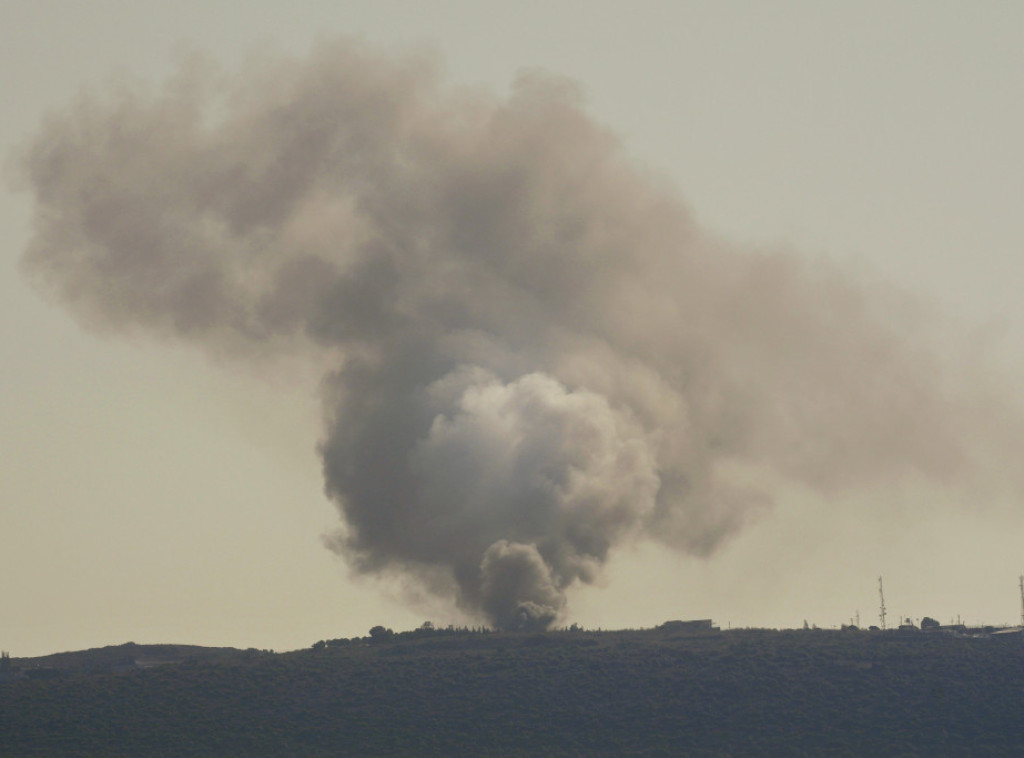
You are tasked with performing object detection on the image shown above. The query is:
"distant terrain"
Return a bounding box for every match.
[3,625,1024,756]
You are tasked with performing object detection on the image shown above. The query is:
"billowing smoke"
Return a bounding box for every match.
[11,40,1014,629]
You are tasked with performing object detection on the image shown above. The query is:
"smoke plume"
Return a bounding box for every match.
[12,40,1015,629]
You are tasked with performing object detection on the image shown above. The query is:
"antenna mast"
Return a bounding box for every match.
[878,576,887,630]
[1018,574,1023,628]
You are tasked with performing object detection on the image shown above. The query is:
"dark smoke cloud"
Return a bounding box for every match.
[12,39,1016,629]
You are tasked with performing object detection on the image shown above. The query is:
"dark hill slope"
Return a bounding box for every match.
[2,628,1023,756]
[8,642,246,673]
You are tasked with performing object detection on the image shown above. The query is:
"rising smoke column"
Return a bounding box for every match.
[12,40,998,629]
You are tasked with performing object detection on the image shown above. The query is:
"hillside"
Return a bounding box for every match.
[2,627,1023,756]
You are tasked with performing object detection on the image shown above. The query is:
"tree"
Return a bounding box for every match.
[368,625,394,643]
[921,617,940,630]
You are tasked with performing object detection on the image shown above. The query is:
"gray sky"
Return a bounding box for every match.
[3,1,1023,655]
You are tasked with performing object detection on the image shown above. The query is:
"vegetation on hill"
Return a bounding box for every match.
[2,626,1023,756]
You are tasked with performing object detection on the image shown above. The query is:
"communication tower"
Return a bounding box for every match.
[878,576,887,630]
[1018,574,1024,628]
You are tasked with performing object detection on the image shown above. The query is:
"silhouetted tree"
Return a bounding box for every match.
[369,626,394,643]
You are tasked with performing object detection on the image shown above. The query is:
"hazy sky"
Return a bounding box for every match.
[3,1,1023,656]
